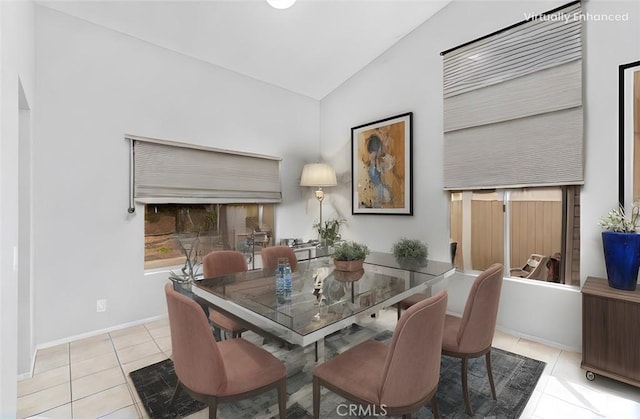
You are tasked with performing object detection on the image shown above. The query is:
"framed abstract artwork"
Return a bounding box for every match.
[351,112,413,215]
[618,60,640,210]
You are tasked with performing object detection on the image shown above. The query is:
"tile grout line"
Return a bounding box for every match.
[98,332,139,418]
[28,315,630,419]
[118,327,163,418]
[30,343,74,418]
[518,335,562,417]
[129,325,160,418]
[68,342,74,419]
[534,390,606,417]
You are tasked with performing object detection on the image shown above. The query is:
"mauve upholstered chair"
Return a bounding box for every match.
[260,245,298,272]
[312,290,448,419]
[164,283,287,419]
[395,292,428,320]
[202,250,248,339]
[442,263,504,416]
[396,242,458,320]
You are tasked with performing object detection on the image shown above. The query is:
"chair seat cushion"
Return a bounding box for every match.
[398,293,429,310]
[442,314,462,352]
[313,339,388,404]
[217,338,286,396]
[209,310,246,333]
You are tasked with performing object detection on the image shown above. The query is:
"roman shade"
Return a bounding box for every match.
[127,135,282,211]
[442,1,583,190]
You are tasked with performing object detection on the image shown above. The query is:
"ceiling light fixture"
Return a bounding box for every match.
[266,0,297,10]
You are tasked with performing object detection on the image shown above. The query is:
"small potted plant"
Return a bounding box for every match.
[332,241,370,272]
[333,269,365,282]
[314,218,344,247]
[599,201,640,290]
[392,238,428,260]
[392,238,428,270]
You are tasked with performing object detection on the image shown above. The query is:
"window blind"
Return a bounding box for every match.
[127,135,282,210]
[442,1,583,190]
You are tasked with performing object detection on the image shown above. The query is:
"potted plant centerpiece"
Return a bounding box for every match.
[314,218,344,248]
[332,241,370,272]
[599,201,640,290]
[168,233,203,293]
[392,238,428,270]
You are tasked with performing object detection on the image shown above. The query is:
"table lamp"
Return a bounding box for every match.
[300,163,337,232]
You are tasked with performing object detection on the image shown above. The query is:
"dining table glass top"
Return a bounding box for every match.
[191,251,455,345]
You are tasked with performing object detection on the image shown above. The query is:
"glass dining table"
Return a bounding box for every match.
[190,251,455,361]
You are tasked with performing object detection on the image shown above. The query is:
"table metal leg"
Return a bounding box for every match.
[315,338,325,363]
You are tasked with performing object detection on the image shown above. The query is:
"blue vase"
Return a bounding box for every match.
[602,231,640,291]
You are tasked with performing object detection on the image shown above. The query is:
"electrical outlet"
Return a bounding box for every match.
[96,299,107,312]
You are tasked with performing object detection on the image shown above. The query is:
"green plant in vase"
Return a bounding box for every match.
[169,233,202,285]
[392,238,428,270]
[599,203,640,232]
[314,218,344,247]
[332,241,370,272]
[599,201,640,290]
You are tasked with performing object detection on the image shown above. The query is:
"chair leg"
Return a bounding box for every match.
[313,376,321,419]
[431,394,440,419]
[461,357,473,416]
[485,351,497,400]
[277,377,287,419]
[207,396,218,419]
[169,382,182,409]
[212,325,222,342]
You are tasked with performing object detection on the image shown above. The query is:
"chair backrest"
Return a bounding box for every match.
[260,245,298,272]
[378,290,448,407]
[456,263,504,353]
[203,250,248,278]
[165,283,227,395]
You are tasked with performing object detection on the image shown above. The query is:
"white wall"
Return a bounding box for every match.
[33,6,320,345]
[1,0,35,413]
[582,0,640,280]
[434,273,582,351]
[320,0,640,351]
[26,0,640,357]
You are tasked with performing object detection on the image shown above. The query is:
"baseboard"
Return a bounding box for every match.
[445,308,582,353]
[495,324,582,353]
[35,314,168,351]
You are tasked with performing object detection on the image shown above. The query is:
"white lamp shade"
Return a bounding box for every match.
[300,163,337,187]
[266,0,297,10]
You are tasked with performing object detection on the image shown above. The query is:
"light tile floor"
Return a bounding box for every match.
[17,309,640,418]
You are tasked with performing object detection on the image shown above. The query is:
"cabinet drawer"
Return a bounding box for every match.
[582,276,640,385]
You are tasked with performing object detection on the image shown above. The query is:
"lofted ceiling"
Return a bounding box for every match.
[38,0,452,99]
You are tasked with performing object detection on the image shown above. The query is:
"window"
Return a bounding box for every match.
[442,2,583,192]
[127,135,282,271]
[443,2,583,287]
[450,186,580,286]
[144,203,275,270]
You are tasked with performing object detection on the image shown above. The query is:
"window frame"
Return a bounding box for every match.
[451,186,579,287]
[143,202,276,272]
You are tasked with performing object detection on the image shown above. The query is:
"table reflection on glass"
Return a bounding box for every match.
[191,252,455,361]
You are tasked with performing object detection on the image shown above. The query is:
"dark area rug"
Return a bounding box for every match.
[130,327,545,418]
[130,358,205,418]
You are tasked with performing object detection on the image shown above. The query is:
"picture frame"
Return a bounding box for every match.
[351,112,413,215]
[618,60,640,210]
